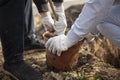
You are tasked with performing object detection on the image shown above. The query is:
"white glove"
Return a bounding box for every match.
[42,15,54,31]
[54,6,67,35]
[45,34,74,56]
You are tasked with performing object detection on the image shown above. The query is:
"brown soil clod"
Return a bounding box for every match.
[43,32,84,71]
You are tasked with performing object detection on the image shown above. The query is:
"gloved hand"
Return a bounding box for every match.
[42,15,54,32]
[54,6,67,35]
[45,34,74,56]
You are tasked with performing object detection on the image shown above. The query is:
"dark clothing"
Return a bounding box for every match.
[0,0,38,64]
[24,0,35,41]
[24,0,45,51]
[33,0,63,13]
[3,61,42,80]
[0,0,44,64]
[0,1,44,79]
[0,0,25,64]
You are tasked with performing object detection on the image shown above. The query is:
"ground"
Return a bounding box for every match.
[0,4,120,80]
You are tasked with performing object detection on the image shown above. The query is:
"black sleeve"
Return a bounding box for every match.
[33,0,49,13]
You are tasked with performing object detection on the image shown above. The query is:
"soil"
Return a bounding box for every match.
[0,4,120,80]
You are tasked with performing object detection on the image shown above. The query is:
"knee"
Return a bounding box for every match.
[97,22,120,49]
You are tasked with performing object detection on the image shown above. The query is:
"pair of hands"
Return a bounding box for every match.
[42,10,74,56]
[42,12,67,35]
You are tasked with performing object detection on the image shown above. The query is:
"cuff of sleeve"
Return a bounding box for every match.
[66,25,85,44]
[67,31,80,44]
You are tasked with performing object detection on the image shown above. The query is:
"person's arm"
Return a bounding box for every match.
[46,0,115,56]
[53,2,67,35]
[67,0,115,44]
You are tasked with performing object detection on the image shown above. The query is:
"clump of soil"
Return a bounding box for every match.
[0,4,120,80]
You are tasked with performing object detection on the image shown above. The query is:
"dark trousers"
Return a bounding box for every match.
[33,0,63,13]
[24,0,35,42]
[0,0,26,63]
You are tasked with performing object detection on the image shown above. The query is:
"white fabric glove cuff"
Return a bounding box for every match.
[67,25,85,44]
[55,6,64,14]
[58,34,74,49]
[54,27,66,35]
[54,6,67,35]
